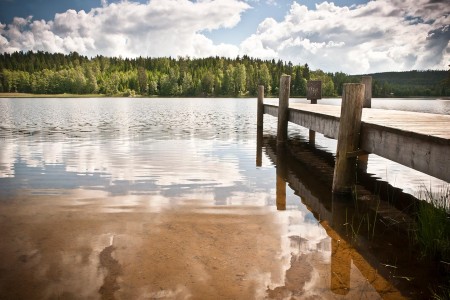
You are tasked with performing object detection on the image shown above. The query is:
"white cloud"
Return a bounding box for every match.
[0,0,249,58]
[239,0,450,73]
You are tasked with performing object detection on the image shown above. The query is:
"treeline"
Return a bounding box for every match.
[0,51,448,97]
[366,71,449,97]
[0,51,324,97]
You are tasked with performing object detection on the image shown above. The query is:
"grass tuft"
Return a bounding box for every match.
[415,185,450,299]
[415,185,450,262]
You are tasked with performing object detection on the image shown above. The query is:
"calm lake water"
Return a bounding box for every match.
[0,97,448,299]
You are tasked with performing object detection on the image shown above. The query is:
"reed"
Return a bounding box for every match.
[430,285,450,300]
[415,185,450,299]
[415,184,450,261]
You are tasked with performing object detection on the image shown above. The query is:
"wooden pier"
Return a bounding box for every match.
[257,78,450,194]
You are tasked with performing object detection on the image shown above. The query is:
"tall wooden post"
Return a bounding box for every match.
[359,76,372,170]
[257,85,264,129]
[361,76,372,108]
[256,85,264,167]
[277,75,290,145]
[332,83,365,195]
[307,80,322,145]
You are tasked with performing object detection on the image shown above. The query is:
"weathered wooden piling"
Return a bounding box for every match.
[257,85,264,129]
[307,80,322,104]
[277,75,290,144]
[256,85,264,167]
[332,83,365,194]
[307,80,322,144]
[361,76,372,108]
[276,143,287,210]
[358,76,372,170]
[309,126,316,145]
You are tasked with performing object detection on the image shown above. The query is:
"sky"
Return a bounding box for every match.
[0,0,449,74]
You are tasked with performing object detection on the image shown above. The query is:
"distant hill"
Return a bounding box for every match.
[358,70,448,97]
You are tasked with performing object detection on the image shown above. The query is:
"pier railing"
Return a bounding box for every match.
[257,76,450,194]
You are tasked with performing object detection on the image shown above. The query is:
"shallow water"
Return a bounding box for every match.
[0,97,448,299]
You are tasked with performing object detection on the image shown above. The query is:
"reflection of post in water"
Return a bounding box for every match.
[276,143,287,211]
[306,80,322,145]
[256,126,263,167]
[331,238,351,295]
[330,194,351,295]
[256,85,264,167]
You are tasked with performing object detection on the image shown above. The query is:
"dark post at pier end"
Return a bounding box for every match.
[307,80,322,145]
[277,75,291,145]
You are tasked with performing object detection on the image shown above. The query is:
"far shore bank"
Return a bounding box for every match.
[0,93,108,98]
[0,92,447,100]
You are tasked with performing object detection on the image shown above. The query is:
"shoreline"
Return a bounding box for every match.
[0,93,445,99]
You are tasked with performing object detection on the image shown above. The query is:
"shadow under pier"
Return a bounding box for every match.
[261,134,441,299]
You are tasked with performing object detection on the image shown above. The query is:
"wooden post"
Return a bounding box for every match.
[256,85,264,167]
[307,80,321,145]
[361,76,372,108]
[359,76,372,170]
[309,129,316,145]
[309,97,317,144]
[257,85,264,128]
[332,83,365,195]
[277,75,290,145]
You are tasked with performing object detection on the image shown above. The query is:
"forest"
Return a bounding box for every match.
[0,51,448,97]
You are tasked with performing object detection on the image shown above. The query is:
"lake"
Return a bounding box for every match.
[0,97,448,299]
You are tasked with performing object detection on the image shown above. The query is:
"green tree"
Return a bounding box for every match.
[181,72,194,96]
[104,72,120,96]
[302,63,310,80]
[292,68,306,96]
[201,71,215,95]
[234,63,247,95]
[223,65,236,96]
[84,65,98,94]
[258,63,272,95]
[137,67,147,94]
[159,69,179,96]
